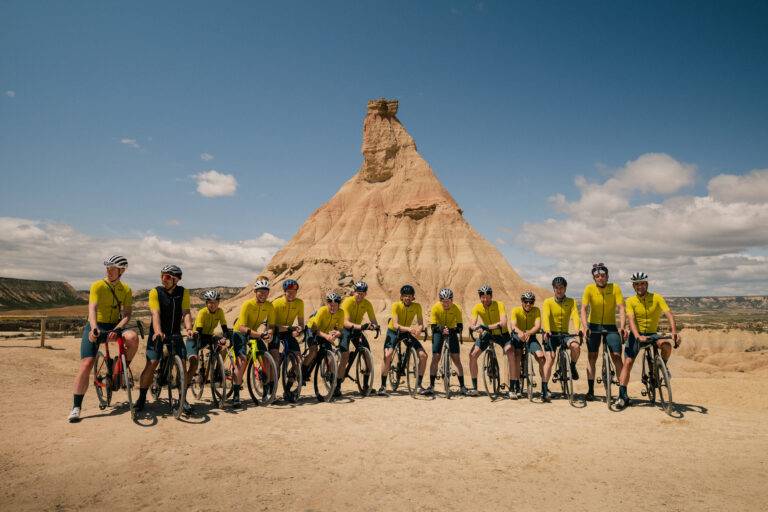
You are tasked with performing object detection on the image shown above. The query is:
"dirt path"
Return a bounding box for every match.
[1,334,766,511]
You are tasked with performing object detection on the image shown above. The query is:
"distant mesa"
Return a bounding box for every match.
[0,277,86,310]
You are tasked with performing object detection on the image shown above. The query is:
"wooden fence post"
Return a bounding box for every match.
[40,316,47,348]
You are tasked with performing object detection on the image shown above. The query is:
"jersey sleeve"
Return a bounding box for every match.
[429,304,439,325]
[658,295,670,312]
[340,297,353,321]
[217,308,228,326]
[122,285,133,308]
[182,289,191,310]
[570,303,581,331]
[390,303,400,324]
[581,286,591,309]
[509,307,519,327]
[297,299,305,320]
[267,305,276,326]
[193,310,205,330]
[365,301,377,324]
[415,303,424,324]
[237,302,250,329]
[625,297,636,317]
[541,300,551,332]
[470,304,481,322]
[497,301,506,318]
[455,305,463,324]
[615,285,624,305]
[88,281,100,305]
[148,288,160,311]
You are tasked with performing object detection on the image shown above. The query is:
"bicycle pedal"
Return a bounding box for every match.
[641,390,647,396]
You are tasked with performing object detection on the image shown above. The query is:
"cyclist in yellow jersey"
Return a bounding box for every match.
[190,289,230,395]
[380,284,428,395]
[337,281,380,397]
[302,292,345,377]
[271,279,305,397]
[542,276,584,390]
[511,292,549,400]
[467,285,513,397]
[68,255,138,423]
[580,262,626,401]
[229,277,275,407]
[135,264,194,414]
[616,272,680,409]
[427,288,467,396]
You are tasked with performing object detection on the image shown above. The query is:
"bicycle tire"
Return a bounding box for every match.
[641,350,656,404]
[561,349,574,405]
[223,351,237,399]
[405,347,419,398]
[93,350,112,409]
[210,351,227,406]
[441,343,451,398]
[168,355,186,419]
[655,356,674,415]
[526,348,537,401]
[150,359,163,402]
[246,352,276,406]
[281,350,303,403]
[191,350,207,400]
[388,342,403,391]
[602,348,612,408]
[355,347,375,396]
[482,349,500,400]
[121,353,134,419]
[314,350,338,402]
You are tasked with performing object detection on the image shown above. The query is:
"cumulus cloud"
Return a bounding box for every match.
[5,90,15,98]
[515,154,768,295]
[200,152,214,161]
[120,138,141,149]
[0,217,285,289]
[194,170,237,197]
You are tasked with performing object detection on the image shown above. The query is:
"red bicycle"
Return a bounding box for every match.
[93,320,145,419]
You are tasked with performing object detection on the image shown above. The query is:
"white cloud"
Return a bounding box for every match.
[194,170,237,197]
[200,152,214,161]
[5,90,15,98]
[0,217,285,289]
[515,154,768,295]
[120,138,141,149]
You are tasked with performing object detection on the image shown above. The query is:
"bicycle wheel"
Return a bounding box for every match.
[281,351,303,402]
[641,350,656,403]
[405,347,419,398]
[388,342,402,391]
[246,352,278,406]
[150,359,163,402]
[354,347,375,396]
[314,350,338,402]
[482,349,500,400]
[210,352,227,406]
[121,353,134,418]
[441,344,452,398]
[526,348,538,401]
[561,349,574,405]
[655,356,674,415]
[93,350,112,409]
[191,349,207,400]
[167,355,186,419]
[222,351,236,399]
[602,348,612,408]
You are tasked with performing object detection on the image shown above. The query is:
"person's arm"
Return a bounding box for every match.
[412,305,424,336]
[148,288,163,340]
[529,313,541,335]
[580,289,589,335]
[237,304,251,335]
[182,290,193,336]
[628,311,641,340]
[470,305,480,330]
[342,303,356,330]
[570,303,582,335]
[616,286,626,336]
[541,301,551,336]
[116,304,132,329]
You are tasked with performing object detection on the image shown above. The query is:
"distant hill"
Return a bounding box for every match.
[131,286,242,316]
[666,296,767,331]
[0,277,87,310]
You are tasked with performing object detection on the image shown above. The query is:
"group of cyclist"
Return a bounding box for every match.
[68,256,680,422]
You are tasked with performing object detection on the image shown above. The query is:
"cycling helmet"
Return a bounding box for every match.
[591,262,608,275]
[282,279,299,291]
[325,292,342,303]
[400,284,415,296]
[631,272,649,283]
[253,279,270,291]
[439,288,454,300]
[103,255,128,269]
[521,291,536,302]
[478,284,493,295]
[161,264,182,278]
[552,276,568,287]
[353,281,368,292]
[202,289,220,301]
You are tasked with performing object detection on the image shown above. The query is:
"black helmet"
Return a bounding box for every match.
[400,284,415,296]
[552,276,567,287]
[353,281,368,292]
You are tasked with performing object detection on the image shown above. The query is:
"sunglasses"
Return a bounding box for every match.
[523,300,535,305]
[328,298,342,304]
[593,270,607,276]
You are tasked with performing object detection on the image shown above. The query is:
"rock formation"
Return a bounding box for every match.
[224,98,543,317]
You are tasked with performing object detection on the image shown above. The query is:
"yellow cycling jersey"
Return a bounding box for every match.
[148,287,190,312]
[272,296,304,327]
[626,293,670,334]
[510,306,541,332]
[430,302,462,329]
[341,296,377,325]
[233,299,275,330]
[471,301,508,335]
[307,305,345,333]
[387,301,423,330]
[541,297,581,333]
[582,283,624,325]
[89,279,133,324]
[194,307,227,335]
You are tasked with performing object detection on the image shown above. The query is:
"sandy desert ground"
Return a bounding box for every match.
[1,328,767,511]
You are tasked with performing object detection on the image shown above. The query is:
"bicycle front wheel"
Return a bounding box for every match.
[281,351,303,403]
[388,343,402,391]
[560,349,574,405]
[191,350,207,400]
[93,350,112,409]
[121,353,134,418]
[641,351,656,404]
[442,345,452,398]
[314,351,338,402]
[405,347,419,398]
[602,348,612,409]
[526,349,538,401]
[354,347,374,396]
[247,352,278,406]
[210,352,227,406]
[655,356,674,415]
[168,355,186,419]
[482,349,500,401]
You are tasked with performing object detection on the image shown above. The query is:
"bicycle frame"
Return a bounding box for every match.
[591,328,620,408]
[93,320,145,417]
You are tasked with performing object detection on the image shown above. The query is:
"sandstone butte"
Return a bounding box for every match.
[223,98,545,320]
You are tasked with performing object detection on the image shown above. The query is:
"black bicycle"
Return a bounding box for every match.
[275,329,303,403]
[639,333,675,415]
[189,332,228,407]
[341,323,378,397]
[520,335,537,401]
[432,325,462,398]
[302,329,339,402]
[149,333,187,419]
[550,333,582,406]
[388,323,427,398]
[469,325,506,401]
[591,327,620,409]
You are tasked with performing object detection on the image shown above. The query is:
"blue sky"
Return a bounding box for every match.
[2,1,767,294]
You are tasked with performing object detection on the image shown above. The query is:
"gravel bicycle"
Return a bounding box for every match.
[189,332,228,407]
[341,323,378,396]
[93,320,145,419]
[469,325,506,401]
[639,333,675,415]
[550,333,582,406]
[301,328,339,402]
[387,322,427,398]
[275,330,303,403]
[592,327,620,409]
[432,325,462,398]
[149,333,187,419]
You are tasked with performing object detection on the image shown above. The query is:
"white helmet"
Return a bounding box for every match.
[202,289,221,301]
[253,279,270,291]
[631,272,649,283]
[439,288,453,300]
[160,264,182,278]
[326,292,342,303]
[521,291,536,302]
[103,255,128,269]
